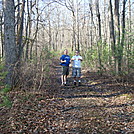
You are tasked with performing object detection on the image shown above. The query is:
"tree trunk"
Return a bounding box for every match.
[72,5,76,51]
[72,12,76,51]
[29,1,39,60]
[119,0,127,73]
[25,0,32,60]
[3,0,17,86]
[89,1,94,49]
[127,0,131,73]
[76,2,80,51]
[109,0,116,72]
[0,11,4,57]
[96,0,102,74]
[114,0,120,74]
[16,0,25,60]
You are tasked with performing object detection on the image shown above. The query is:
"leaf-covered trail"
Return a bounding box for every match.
[53,65,134,133]
[0,64,134,134]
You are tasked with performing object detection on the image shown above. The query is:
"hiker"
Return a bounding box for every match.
[60,49,71,86]
[71,50,83,86]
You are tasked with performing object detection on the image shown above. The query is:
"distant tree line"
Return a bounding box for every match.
[0,0,133,87]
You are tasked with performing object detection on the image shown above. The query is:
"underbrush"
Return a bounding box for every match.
[14,50,59,91]
[0,60,12,108]
[0,49,59,108]
[14,60,53,90]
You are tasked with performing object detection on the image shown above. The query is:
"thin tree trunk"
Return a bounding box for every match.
[96,0,102,74]
[109,0,117,73]
[16,0,25,60]
[30,18,39,60]
[0,11,4,57]
[72,8,76,51]
[76,2,80,51]
[127,0,131,73]
[30,0,39,60]
[89,1,94,49]
[103,0,108,44]
[119,0,127,73]
[25,0,31,60]
[114,0,120,74]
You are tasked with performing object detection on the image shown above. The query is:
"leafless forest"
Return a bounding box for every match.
[0,0,134,133]
[1,0,134,74]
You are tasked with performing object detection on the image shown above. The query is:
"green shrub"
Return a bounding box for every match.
[0,96,12,108]
[0,59,11,108]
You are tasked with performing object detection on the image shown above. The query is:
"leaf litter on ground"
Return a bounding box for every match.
[0,64,134,133]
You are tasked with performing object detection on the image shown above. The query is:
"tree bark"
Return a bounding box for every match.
[95,0,102,74]
[0,11,4,57]
[16,0,25,60]
[119,0,127,73]
[89,1,94,49]
[127,0,131,73]
[3,0,17,86]
[114,0,120,74]
[25,0,33,60]
[109,0,117,73]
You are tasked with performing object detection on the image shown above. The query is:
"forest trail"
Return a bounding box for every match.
[0,64,134,134]
[51,64,134,133]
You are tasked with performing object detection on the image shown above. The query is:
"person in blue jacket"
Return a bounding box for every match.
[60,49,71,86]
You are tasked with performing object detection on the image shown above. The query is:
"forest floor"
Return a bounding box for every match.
[0,61,134,134]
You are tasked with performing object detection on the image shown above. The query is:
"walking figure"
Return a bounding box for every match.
[71,50,83,86]
[60,49,71,86]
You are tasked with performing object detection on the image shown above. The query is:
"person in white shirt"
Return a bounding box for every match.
[71,50,83,86]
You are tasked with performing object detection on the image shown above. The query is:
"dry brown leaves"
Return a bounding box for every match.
[0,67,134,134]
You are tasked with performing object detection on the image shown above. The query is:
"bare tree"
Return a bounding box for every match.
[3,0,17,86]
[118,0,127,72]
[114,0,120,74]
[24,0,32,60]
[95,0,102,73]
[89,0,94,49]
[0,10,4,57]
[16,0,25,60]
[127,0,132,73]
[65,0,76,51]
[109,0,116,71]
[30,0,39,60]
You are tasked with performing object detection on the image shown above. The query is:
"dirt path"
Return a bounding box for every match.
[0,65,133,134]
[53,65,134,134]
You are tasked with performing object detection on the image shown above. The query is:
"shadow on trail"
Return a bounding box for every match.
[57,74,133,100]
[60,90,132,99]
[62,102,134,112]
